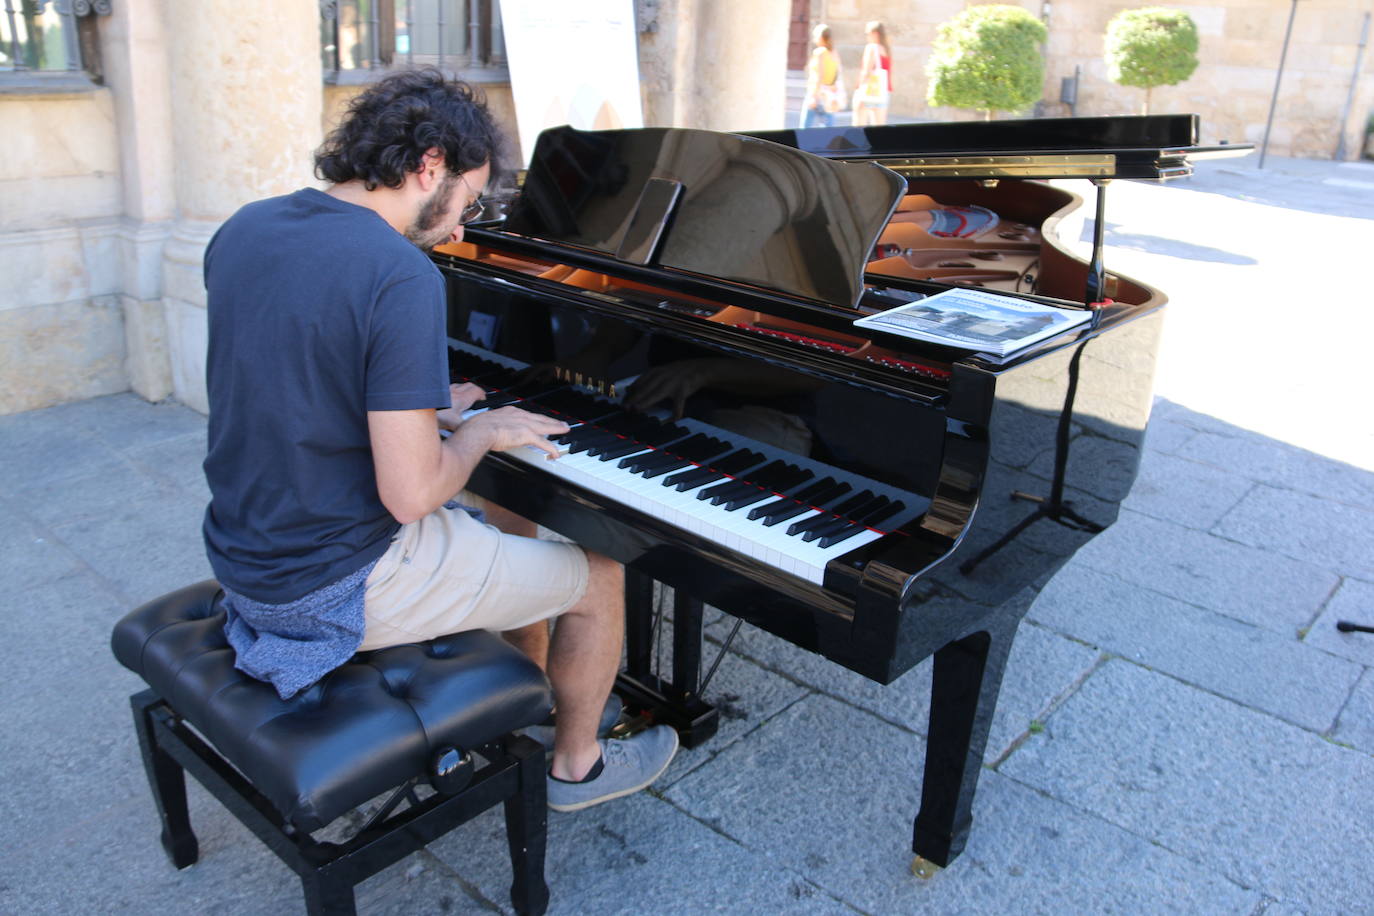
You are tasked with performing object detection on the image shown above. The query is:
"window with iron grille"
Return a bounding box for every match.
[320,0,507,84]
[1,0,108,84]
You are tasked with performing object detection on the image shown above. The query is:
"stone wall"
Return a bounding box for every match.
[0,88,126,415]
[812,0,1374,160]
[1,0,521,418]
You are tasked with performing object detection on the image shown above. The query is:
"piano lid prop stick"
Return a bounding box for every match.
[1086,178,1111,328]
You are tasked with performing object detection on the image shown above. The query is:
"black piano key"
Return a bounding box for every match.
[663,449,763,492]
[585,435,634,457]
[623,442,712,475]
[698,477,758,505]
[620,449,680,474]
[713,462,813,513]
[753,479,850,526]
[748,476,835,521]
[621,433,729,475]
[596,439,656,461]
[787,489,875,537]
[699,460,801,506]
[664,464,727,492]
[722,486,786,512]
[746,465,813,503]
[801,496,890,543]
[566,427,623,454]
[818,501,906,548]
[637,455,693,478]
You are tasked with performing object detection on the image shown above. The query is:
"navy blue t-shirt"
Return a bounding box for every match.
[202,188,451,603]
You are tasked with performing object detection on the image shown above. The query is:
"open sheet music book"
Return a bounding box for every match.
[852,287,1091,356]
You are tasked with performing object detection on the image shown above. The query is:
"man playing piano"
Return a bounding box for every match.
[200,68,677,812]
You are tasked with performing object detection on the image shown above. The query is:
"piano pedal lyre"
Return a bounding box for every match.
[910,856,942,880]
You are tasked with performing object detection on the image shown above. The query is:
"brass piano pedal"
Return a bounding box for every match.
[910,856,942,880]
[607,709,654,741]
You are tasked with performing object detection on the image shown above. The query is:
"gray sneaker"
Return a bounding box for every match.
[546,725,680,812]
[525,694,623,751]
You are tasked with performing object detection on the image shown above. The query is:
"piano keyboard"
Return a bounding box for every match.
[448,340,925,586]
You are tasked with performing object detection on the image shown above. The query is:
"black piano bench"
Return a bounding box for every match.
[110,581,555,916]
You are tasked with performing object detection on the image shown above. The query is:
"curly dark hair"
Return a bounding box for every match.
[315,68,504,190]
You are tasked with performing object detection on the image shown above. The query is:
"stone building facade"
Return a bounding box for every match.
[811,0,1374,159]
[0,2,521,418]
[2,0,1369,418]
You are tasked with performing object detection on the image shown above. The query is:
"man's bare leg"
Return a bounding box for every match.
[547,551,623,781]
[474,496,623,780]
[479,500,551,669]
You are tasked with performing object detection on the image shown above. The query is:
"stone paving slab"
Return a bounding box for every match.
[664,693,1258,914]
[0,572,151,842]
[1000,659,1374,912]
[0,420,132,497]
[1073,508,1339,635]
[6,458,177,531]
[430,792,851,915]
[1139,410,1199,456]
[0,494,86,593]
[14,392,209,454]
[654,639,812,789]
[0,786,471,915]
[1333,670,1374,756]
[713,618,1101,765]
[1213,484,1374,580]
[49,488,212,607]
[1303,576,1374,668]
[1029,564,1362,732]
[1121,450,1254,531]
[123,430,212,502]
[1177,429,1374,513]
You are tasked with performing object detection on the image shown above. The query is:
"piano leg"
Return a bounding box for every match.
[624,567,655,680]
[672,590,704,695]
[912,617,1019,869]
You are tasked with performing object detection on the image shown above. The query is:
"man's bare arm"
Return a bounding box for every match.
[369,405,570,525]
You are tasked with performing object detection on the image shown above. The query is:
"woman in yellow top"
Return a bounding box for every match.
[852,20,892,127]
[801,23,843,129]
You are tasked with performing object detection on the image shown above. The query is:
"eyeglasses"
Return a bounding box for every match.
[456,171,486,225]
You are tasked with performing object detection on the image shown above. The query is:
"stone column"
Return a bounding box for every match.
[638,0,791,132]
[161,2,323,413]
[100,0,176,402]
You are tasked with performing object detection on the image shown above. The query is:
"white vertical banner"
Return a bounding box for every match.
[498,0,644,165]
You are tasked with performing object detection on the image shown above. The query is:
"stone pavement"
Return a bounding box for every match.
[2,156,1372,914]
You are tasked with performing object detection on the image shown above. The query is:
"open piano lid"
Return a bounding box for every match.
[502,126,907,309]
[749,114,1253,180]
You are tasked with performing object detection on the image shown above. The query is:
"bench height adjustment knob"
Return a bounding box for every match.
[430,746,474,795]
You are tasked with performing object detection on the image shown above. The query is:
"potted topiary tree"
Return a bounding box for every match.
[1105,8,1200,115]
[926,5,1048,120]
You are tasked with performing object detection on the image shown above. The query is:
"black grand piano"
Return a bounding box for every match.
[429,115,1248,872]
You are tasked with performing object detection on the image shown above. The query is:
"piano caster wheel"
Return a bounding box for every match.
[910,856,942,880]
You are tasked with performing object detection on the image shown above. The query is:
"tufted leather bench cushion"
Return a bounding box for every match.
[112,581,554,832]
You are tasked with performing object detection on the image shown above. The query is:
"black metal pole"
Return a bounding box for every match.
[1259,0,1300,169]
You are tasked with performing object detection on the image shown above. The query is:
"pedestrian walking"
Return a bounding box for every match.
[852,20,892,126]
[801,23,844,128]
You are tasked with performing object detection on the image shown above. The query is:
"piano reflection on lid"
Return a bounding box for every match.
[432,116,1251,872]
